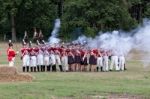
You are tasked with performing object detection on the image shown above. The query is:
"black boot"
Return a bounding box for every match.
[31,67,33,72]
[37,65,40,72]
[43,65,45,72]
[59,65,63,72]
[48,65,52,71]
[34,67,36,72]
[124,64,127,70]
[47,65,49,71]
[23,66,25,72]
[41,65,43,72]
[100,67,103,72]
[49,65,52,71]
[52,65,56,72]
[41,65,44,72]
[54,65,56,72]
[96,67,99,72]
[27,66,29,72]
[52,65,54,72]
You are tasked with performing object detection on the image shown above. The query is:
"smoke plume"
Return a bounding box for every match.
[47,18,150,66]
[48,19,61,44]
[73,19,150,66]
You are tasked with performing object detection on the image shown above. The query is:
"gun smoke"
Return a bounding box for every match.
[48,18,150,67]
[48,19,61,44]
[74,19,150,67]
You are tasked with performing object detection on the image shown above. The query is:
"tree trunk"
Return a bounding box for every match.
[58,0,64,18]
[11,14,17,42]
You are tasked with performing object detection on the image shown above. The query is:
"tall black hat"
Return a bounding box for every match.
[29,41,32,47]
[23,31,28,43]
[22,39,27,46]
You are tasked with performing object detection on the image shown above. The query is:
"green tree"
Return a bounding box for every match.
[0,0,58,41]
[61,0,138,40]
[0,0,150,41]
[143,1,150,18]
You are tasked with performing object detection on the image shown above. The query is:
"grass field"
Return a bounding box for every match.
[0,43,150,99]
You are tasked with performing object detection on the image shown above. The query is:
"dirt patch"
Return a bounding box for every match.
[0,66,33,82]
[51,94,146,99]
[107,94,145,99]
[92,94,147,99]
[53,94,147,99]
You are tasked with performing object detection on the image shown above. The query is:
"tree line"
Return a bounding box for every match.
[0,0,150,41]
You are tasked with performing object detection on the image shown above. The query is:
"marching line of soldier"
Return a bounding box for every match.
[20,41,126,72]
[20,27,126,72]
[6,27,126,72]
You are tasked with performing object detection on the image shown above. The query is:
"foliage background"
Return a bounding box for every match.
[0,0,150,41]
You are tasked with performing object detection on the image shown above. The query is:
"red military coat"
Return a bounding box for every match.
[7,48,16,61]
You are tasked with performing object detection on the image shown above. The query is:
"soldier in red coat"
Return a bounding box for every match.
[80,50,88,71]
[7,40,18,67]
[21,41,30,72]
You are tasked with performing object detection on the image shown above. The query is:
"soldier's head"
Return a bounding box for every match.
[50,50,54,54]
[8,40,13,48]
[9,43,13,48]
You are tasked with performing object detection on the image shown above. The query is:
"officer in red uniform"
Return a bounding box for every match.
[7,40,18,67]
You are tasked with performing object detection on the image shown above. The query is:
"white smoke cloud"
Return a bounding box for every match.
[133,19,150,67]
[72,35,88,45]
[48,19,61,44]
[47,18,150,67]
[72,19,150,67]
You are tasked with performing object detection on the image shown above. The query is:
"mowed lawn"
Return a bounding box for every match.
[0,43,150,99]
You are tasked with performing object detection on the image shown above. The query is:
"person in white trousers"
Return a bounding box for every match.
[118,52,125,71]
[97,50,103,71]
[102,51,109,71]
[110,50,119,71]
[61,51,68,72]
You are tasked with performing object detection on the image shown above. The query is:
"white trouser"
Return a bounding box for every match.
[55,55,61,65]
[103,56,109,71]
[118,56,125,70]
[110,56,119,70]
[50,54,56,65]
[9,57,15,67]
[61,56,68,71]
[23,55,30,66]
[44,56,49,66]
[30,56,37,67]
[97,57,103,68]
[37,54,44,66]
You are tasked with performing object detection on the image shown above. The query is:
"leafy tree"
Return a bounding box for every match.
[0,0,58,41]
[0,0,150,41]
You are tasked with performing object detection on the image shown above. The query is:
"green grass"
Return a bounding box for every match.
[0,43,150,99]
